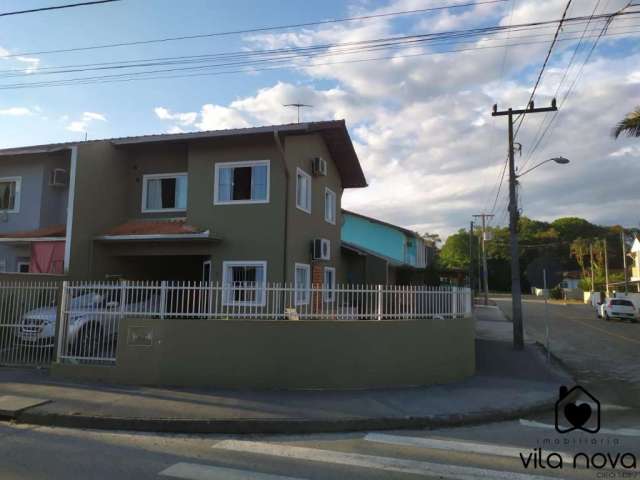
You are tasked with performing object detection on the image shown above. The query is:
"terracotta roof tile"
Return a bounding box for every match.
[102,218,205,236]
[0,225,66,239]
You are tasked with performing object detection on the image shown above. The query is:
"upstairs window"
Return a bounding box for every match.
[142,173,187,212]
[324,188,336,224]
[0,177,21,213]
[296,168,311,213]
[215,160,269,204]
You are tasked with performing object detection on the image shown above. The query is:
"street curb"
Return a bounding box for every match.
[9,399,557,434]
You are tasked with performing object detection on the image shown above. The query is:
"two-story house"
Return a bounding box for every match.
[340,210,432,284]
[0,147,74,274]
[0,121,367,302]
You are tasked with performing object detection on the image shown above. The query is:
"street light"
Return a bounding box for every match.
[517,156,570,178]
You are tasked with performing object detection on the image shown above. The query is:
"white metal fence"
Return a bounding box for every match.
[0,281,60,366]
[0,280,471,366]
[56,281,471,364]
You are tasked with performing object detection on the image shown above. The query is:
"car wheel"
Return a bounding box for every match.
[73,324,104,357]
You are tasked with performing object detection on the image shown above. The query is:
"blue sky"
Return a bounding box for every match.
[0,0,639,236]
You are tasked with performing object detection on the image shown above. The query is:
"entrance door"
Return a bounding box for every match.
[202,260,212,283]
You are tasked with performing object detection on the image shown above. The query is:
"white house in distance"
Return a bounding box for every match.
[631,237,640,285]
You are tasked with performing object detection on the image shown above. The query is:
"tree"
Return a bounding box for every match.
[613,107,640,139]
[439,229,472,269]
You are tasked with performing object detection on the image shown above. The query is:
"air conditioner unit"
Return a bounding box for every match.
[312,157,327,177]
[49,168,68,187]
[312,238,331,261]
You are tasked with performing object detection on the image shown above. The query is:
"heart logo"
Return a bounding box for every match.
[564,402,592,428]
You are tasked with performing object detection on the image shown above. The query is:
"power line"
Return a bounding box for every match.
[519,0,628,168]
[0,0,507,58]
[0,21,637,91]
[519,0,603,172]
[1,20,636,80]
[512,0,573,141]
[0,0,121,17]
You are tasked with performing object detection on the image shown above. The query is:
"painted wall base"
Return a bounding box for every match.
[52,316,475,390]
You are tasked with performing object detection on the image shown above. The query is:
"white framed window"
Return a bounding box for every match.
[296,168,311,213]
[323,267,336,302]
[0,176,21,213]
[222,261,267,306]
[214,160,270,205]
[141,173,188,213]
[0,258,6,273]
[294,263,311,305]
[324,188,336,224]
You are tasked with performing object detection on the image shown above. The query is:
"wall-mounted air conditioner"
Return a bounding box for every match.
[312,157,327,177]
[312,238,331,261]
[49,168,68,187]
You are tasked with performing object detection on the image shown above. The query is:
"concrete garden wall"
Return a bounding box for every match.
[53,315,475,389]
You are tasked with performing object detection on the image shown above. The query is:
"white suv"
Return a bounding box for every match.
[598,298,638,323]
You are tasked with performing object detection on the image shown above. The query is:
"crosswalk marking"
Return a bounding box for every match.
[364,433,574,464]
[519,419,640,437]
[160,462,304,480]
[213,440,554,480]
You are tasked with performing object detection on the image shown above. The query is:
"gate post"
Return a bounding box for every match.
[55,281,69,363]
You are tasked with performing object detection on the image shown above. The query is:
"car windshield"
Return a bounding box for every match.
[611,299,634,307]
[69,289,121,309]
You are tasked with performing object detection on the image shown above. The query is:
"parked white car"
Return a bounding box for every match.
[18,288,160,353]
[597,298,639,323]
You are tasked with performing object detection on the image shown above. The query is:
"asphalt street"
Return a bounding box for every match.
[1,417,639,480]
[495,296,640,408]
[1,296,638,479]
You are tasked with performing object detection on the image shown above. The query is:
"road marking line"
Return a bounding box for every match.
[159,462,304,480]
[519,419,640,437]
[364,433,574,463]
[583,402,631,412]
[213,440,553,480]
[561,317,640,345]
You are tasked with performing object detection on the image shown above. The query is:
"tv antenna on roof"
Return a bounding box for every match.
[283,103,312,124]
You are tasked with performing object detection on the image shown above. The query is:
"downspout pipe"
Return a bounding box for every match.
[273,130,289,284]
[63,145,78,275]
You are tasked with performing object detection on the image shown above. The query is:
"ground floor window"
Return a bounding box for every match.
[324,267,336,302]
[17,258,30,273]
[294,263,310,305]
[222,261,267,306]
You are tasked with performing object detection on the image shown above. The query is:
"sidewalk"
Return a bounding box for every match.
[0,308,571,434]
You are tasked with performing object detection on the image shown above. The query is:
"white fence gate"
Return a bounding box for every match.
[0,281,61,366]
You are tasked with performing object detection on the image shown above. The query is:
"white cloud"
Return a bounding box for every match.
[154,107,197,126]
[66,111,107,133]
[195,104,251,131]
[16,56,40,73]
[150,0,640,236]
[0,107,32,116]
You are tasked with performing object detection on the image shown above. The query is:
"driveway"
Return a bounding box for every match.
[494,297,640,408]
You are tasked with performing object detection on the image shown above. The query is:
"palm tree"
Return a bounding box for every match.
[613,107,640,139]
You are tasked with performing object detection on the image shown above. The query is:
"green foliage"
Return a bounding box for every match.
[436,214,633,292]
[549,286,563,300]
[439,229,471,269]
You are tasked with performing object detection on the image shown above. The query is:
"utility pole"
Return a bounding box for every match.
[469,221,475,294]
[589,243,595,293]
[473,213,494,306]
[492,99,557,351]
[621,230,629,295]
[603,238,610,297]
